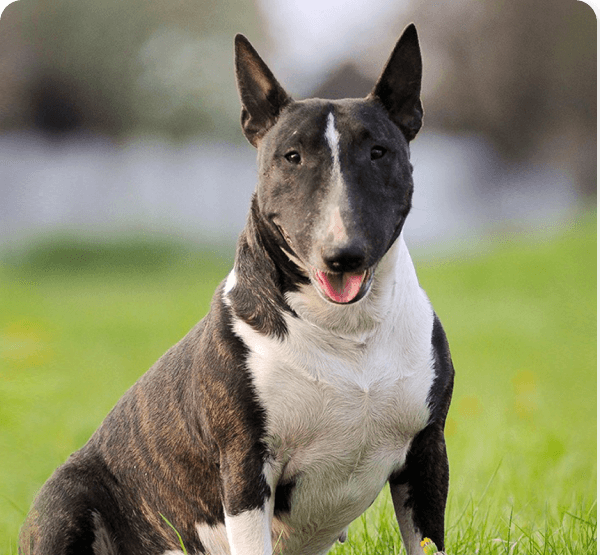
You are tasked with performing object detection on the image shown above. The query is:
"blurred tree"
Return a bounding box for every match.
[0,0,267,140]
[311,63,373,99]
[407,0,596,195]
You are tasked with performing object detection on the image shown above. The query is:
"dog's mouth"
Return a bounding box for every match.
[312,267,374,304]
[273,221,375,304]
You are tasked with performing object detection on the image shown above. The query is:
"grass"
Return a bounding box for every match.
[0,213,596,554]
[161,514,189,555]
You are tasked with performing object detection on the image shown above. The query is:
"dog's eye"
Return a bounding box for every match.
[371,146,387,160]
[284,151,301,165]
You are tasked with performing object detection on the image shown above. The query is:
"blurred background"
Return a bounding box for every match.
[0,0,595,252]
[0,1,596,549]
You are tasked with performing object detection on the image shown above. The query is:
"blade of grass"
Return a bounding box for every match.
[160,513,188,555]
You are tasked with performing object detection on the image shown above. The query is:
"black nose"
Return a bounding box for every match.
[322,245,366,273]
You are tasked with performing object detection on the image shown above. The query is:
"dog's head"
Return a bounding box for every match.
[235,25,422,305]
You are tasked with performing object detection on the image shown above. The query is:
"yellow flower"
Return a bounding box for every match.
[420,537,439,555]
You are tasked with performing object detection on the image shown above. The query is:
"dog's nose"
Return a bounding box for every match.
[322,245,366,273]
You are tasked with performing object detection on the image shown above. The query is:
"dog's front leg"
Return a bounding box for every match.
[224,507,273,555]
[389,422,449,555]
[220,452,276,555]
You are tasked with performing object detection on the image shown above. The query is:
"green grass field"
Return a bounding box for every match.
[1,212,596,554]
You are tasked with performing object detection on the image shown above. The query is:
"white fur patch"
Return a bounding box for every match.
[321,112,348,245]
[325,112,341,167]
[228,233,435,554]
[195,522,230,555]
[224,508,271,555]
[195,464,277,555]
[223,269,237,296]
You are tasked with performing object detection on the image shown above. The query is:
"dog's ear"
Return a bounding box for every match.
[369,24,423,142]
[235,34,292,147]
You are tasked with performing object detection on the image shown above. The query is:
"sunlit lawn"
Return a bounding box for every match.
[0,212,596,554]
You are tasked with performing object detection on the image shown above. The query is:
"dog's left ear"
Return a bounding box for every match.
[235,34,292,147]
[369,24,423,142]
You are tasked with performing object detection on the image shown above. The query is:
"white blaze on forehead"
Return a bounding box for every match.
[325,112,342,179]
[323,111,348,244]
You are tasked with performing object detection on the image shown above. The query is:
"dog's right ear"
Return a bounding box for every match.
[235,34,292,147]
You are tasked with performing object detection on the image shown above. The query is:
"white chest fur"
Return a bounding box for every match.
[226,236,435,553]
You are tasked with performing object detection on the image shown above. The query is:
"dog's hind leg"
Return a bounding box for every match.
[91,512,119,555]
[18,506,119,555]
[18,457,123,555]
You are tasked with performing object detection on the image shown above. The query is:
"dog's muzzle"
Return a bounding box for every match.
[274,221,376,304]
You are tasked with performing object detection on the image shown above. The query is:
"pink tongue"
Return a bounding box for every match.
[315,270,364,303]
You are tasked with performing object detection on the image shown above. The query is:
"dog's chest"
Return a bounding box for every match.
[231,302,434,546]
